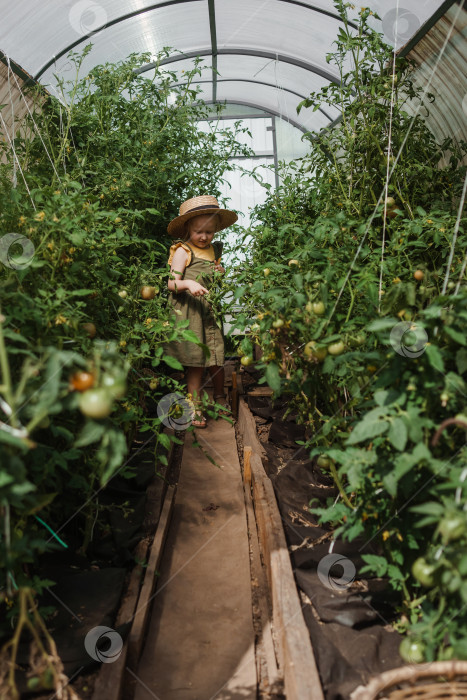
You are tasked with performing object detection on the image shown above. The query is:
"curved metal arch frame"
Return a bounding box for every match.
[137,48,340,86]
[203,99,312,134]
[34,0,347,86]
[171,77,335,121]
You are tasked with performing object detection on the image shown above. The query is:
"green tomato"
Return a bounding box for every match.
[78,388,114,419]
[272,318,284,329]
[263,268,270,276]
[353,333,366,346]
[328,340,345,356]
[317,455,331,469]
[439,646,455,661]
[312,301,325,316]
[411,557,436,587]
[27,678,40,691]
[39,668,55,690]
[240,356,254,366]
[250,323,261,332]
[101,373,127,399]
[399,638,425,664]
[118,289,128,298]
[304,341,327,362]
[439,512,466,543]
[288,259,299,267]
[305,301,313,314]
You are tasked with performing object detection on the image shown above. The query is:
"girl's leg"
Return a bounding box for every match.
[208,365,225,398]
[186,366,204,401]
[186,366,206,427]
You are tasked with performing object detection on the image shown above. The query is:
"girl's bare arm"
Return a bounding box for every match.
[168,247,209,296]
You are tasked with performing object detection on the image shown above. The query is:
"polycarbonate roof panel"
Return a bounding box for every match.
[0,0,449,134]
[215,0,345,80]
[216,81,330,133]
[0,1,181,77]
[215,54,341,120]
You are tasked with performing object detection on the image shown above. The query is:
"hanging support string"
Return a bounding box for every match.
[6,57,17,188]
[441,168,467,295]
[7,56,63,185]
[325,2,464,328]
[0,110,36,210]
[378,0,400,313]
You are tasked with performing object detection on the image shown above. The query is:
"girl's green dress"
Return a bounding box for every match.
[165,240,225,368]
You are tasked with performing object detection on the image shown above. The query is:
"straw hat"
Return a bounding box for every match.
[167,195,238,238]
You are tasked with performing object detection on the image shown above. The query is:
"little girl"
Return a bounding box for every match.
[166,195,238,428]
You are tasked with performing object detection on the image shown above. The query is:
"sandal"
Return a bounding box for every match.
[191,411,207,429]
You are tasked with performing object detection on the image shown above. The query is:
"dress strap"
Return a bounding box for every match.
[212,240,222,261]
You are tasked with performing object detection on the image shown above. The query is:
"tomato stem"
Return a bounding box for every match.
[329,461,355,510]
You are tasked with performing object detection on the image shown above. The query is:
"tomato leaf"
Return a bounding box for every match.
[388,418,408,451]
[425,344,444,373]
[265,363,281,392]
[163,355,184,370]
[360,554,388,577]
[445,326,466,345]
[74,421,106,447]
[456,348,467,375]
[346,408,390,445]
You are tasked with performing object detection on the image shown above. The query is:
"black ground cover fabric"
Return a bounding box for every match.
[247,393,403,699]
[10,439,161,694]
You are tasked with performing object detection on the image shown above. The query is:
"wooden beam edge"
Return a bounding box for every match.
[238,398,324,700]
[126,484,176,670]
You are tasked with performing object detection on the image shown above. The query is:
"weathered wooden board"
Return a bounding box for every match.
[242,447,282,695]
[238,398,324,700]
[126,484,176,670]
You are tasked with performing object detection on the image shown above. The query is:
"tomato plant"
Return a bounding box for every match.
[225,0,467,663]
[0,46,253,697]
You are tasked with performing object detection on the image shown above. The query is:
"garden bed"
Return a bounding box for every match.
[237,367,404,700]
[16,426,176,700]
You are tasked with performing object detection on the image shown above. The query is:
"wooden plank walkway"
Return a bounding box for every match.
[134,417,256,700]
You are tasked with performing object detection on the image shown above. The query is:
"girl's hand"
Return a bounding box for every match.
[185,280,209,297]
[214,262,225,273]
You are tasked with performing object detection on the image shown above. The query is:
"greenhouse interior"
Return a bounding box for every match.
[0,1,466,698]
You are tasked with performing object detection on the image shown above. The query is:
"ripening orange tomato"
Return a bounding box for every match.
[70,371,95,392]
